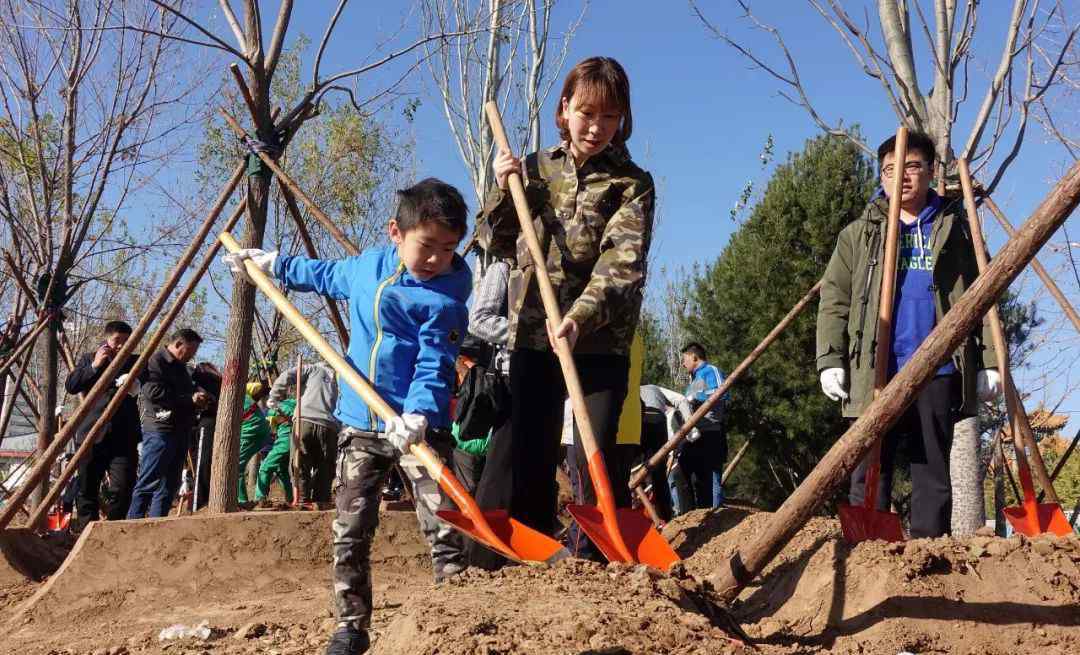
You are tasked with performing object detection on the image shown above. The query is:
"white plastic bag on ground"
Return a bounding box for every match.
[158,619,211,641]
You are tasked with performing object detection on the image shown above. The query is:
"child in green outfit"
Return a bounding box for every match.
[237,382,272,504]
[256,396,295,505]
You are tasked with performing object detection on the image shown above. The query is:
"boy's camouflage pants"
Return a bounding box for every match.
[332,427,464,631]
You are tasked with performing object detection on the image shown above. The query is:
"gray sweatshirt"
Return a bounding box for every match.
[268,362,341,430]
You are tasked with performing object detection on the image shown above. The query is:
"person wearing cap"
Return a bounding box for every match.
[237,381,272,505]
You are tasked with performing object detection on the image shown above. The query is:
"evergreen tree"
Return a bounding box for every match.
[682,133,876,508]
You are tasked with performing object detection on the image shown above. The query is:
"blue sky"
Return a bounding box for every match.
[177,2,1078,418]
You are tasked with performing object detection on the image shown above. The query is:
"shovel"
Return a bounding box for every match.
[837,127,908,544]
[219,231,569,564]
[958,160,1072,537]
[483,101,679,570]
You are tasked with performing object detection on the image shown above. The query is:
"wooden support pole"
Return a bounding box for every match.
[722,438,753,486]
[981,193,1080,335]
[0,163,247,530]
[959,159,1060,505]
[219,109,360,257]
[25,198,249,528]
[710,159,1080,603]
[0,318,48,381]
[277,180,351,348]
[629,280,822,490]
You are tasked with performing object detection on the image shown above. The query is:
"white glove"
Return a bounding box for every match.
[115,373,141,397]
[222,248,278,283]
[154,409,172,421]
[385,413,427,455]
[819,368,849,402]
[977,369,1001,402]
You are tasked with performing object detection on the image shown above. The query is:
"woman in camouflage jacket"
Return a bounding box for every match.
[475,57,655,553]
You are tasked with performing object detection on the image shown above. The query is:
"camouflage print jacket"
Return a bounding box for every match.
[477,141,655,355]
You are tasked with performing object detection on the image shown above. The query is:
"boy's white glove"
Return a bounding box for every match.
[819,368,849,402]
[976,369,1001,401]
[385,413,427,455]
[222,248,278,283]
[115,373,141,397]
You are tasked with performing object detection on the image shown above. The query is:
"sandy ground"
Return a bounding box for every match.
[1,506,1077,655]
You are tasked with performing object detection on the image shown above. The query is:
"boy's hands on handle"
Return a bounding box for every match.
[386,414,428,455]
[223,248,278,284]
[819,368,849,402]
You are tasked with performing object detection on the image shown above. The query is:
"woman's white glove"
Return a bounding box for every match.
[385,413,428,455]
[976,369,1001,401]
[115,373,141,397]
[222,248,278,283]
[819,368,849,402]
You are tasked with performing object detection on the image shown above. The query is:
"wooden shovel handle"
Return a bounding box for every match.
[864,127,907,512]
[957,159,1044,506]
[873,126,908,394]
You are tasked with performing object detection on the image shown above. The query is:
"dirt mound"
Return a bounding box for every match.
[0,528,68,585]
[5,509,431,654]
[373,559,746,655]
[0,528,70,626]
[666,508,1080,655]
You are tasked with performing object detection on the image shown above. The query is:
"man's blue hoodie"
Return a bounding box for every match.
[886,188,956,378]
[274,246,471,432]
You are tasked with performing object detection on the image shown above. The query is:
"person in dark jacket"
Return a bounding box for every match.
[127,328,208,519]
[190,361,222,509]
[64,320,142,528]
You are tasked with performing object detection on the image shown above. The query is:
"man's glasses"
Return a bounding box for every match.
[882,161,927,177]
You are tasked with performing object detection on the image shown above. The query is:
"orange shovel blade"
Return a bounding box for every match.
[566,504,681,571]
[1003,503,1074,538]
[837,504,905,544]
[437,509,570,564]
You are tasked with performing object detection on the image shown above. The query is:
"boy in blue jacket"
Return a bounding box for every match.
[224,178,471,655]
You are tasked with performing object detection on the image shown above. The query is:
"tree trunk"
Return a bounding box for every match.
[207,172,270,514]
[31,321,59,516]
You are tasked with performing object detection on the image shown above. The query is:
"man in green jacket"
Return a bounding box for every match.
[816,131,1000,538]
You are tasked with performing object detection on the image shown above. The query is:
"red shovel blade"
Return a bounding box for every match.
[566,504,681,571]
[437,509,570,565]
[1003,503,1074,538]
[837,503,905,544]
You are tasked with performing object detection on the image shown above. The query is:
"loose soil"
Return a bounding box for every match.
[2,506,1078,654]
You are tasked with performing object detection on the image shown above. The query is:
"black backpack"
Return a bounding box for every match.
[453,357,508,439]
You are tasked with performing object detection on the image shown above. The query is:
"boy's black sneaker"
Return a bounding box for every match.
[325,626,370,655]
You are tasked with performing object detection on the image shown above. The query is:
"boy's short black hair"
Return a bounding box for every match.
[170,328,203,345]
[877,131,937,168]
[681,342,707,360]
[104,320,132,336]
[394,178,468,239]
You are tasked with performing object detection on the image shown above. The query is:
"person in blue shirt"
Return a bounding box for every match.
[224,178,471,655]
[675,342,730,512]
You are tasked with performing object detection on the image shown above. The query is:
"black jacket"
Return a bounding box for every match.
[140,349,197,436]
[65,349,142,446]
